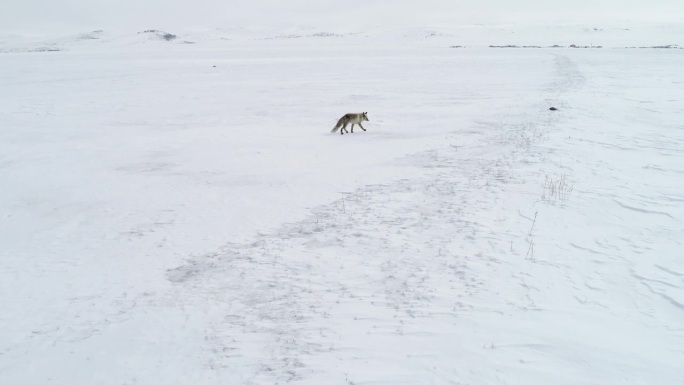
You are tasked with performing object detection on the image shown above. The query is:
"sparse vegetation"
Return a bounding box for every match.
[541,173,573,203]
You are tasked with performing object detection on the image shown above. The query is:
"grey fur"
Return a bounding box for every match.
[331,112,369,135]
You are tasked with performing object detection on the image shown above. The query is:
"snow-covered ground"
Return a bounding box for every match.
[1,25,683,384]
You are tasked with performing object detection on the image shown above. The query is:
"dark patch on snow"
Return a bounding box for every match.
[139,29,178,41]
[77,30,104,40]
[273,34,302,39]
[30,46,62,52]
[309,32,343,38]
[490,44,602,49]
[569,44,603,48]
[638,44,679,49]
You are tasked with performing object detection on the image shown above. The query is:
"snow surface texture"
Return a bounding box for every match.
[1,26,683,384]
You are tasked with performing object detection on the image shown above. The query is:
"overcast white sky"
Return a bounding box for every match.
[1,0,683,32]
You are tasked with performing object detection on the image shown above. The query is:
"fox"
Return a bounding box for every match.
[331,112,369,135]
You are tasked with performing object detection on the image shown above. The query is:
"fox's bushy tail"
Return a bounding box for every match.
[331,119,343,133]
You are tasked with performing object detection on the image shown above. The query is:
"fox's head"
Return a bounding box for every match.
[362,112,369,121]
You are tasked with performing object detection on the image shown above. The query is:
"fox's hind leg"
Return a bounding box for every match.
[340,123,348,135]
[358,123,366,132]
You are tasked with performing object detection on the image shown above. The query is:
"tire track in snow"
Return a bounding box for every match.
[165,170,488,382]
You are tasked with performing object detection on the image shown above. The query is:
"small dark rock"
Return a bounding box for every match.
[549,107,558,111]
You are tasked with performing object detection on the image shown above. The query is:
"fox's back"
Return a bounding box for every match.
[341,113,365,123]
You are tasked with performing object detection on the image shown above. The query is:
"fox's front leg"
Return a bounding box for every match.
[350,124,355,133]
[358,123,366,131]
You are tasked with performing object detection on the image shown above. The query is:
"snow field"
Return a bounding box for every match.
[1,33,682,384]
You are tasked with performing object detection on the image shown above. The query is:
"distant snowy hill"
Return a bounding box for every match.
[1,23,683,53]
